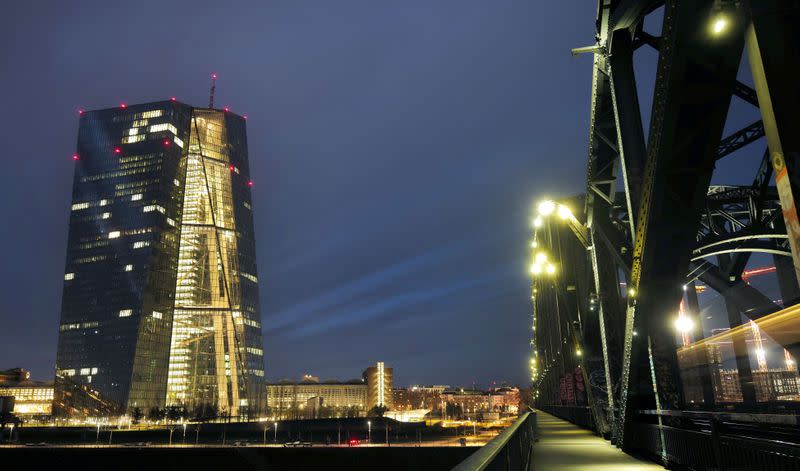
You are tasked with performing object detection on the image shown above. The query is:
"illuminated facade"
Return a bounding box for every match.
[266,378,368,419]
[0,369,52,417]
[363,362,393,409]
[56,101,264,416]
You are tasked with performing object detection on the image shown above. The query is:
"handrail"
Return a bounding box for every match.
[451,412,534,471]
[638,409,800,426]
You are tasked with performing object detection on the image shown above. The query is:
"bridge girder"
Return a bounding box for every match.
[533,0,800,455]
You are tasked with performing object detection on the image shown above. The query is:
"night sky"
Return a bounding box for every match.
[0,1,761,387]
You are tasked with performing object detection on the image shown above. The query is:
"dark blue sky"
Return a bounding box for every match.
[0,1,760,387]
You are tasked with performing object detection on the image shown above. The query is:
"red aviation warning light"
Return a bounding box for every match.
[163,139,171,146]
[120,103,127,109]
[114,147,121,154]
[72,154,79,161]
[170,97,177,101]
[229,165,235,171]
[248,180,253,187]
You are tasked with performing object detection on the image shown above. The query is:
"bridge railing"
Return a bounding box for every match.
[631,410,800,471]
[451,411,536,471]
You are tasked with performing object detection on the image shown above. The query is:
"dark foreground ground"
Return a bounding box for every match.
[0,446,475,470]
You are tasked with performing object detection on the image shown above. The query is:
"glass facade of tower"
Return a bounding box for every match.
[165,110,265,417]
[56,101,264,416]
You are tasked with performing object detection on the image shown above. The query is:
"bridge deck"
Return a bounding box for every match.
[533,411,663,470]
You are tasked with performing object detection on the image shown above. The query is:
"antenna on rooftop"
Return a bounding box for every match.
[209,73,217,108]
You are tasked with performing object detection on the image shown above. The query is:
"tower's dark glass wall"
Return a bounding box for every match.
[56,101,265,415]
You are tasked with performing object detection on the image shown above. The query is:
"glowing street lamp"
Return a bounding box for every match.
[557,204,573,220]
[530,251,557,278]
[537,200,556,216]
[367,420,372,443]
[711,15,727,35]
[673,315,695,334]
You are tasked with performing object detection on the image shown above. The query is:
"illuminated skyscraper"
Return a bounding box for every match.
[55,100,265,417]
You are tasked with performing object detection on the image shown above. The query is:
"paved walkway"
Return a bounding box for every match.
[532,411,663,471]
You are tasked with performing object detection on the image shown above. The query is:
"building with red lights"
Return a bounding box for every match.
[55,100,264,417]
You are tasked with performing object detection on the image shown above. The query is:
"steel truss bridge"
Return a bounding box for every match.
[528,0,800,469]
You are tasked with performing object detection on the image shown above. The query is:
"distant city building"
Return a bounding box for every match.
[489,387,521,414]
[0,368,32,384]
[55,100,265,417]
[441,389,489,417]
[0,369,53,417]
[266,377,367,419]
[440,387,521,420]
[392,385,449,411]
[363,362,393,409]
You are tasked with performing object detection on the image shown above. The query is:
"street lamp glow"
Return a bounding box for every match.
[576,348,582,357]
[557,204,573,220]
[530,240,538,249]
[545,263,556,275]
[530,263,542,275]
[712,15,727,35]
[535,252,548,263]
[628,288,636,298]
[533,217,543,228]
[537,200,556,216]
[673,315,695,333]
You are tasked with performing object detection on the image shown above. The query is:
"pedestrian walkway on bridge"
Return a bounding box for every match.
[532,411,663,470]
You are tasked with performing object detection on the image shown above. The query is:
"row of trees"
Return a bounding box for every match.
[131,404,226,424]
[267,404,367,420]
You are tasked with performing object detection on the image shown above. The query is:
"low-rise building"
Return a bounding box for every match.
[0,368,54,417]
[267,377,368,419]
[440,387,521,419]
[393,385,449,411]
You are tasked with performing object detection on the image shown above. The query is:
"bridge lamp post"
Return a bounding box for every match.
[530,251,557,278]
[535,199,590,247]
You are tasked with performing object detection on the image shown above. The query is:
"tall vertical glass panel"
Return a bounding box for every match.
[166,110,264,418]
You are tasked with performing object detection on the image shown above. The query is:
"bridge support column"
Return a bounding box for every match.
[747,0,800,287]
